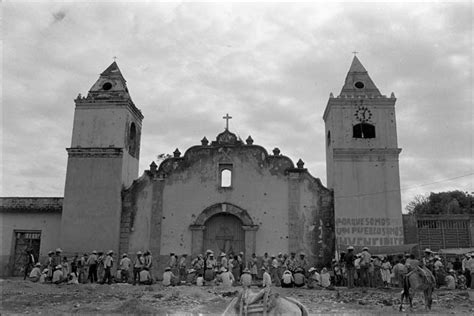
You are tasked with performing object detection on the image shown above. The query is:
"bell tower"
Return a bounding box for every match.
[323,56,404,252]
[60,62,143,254]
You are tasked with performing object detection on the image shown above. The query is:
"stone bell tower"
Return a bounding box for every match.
[323,56,404,252]
[60,62,143,254]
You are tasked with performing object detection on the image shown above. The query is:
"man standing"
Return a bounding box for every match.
[87,250,98,283]
[78,253,88,284]
[119,253,131,283]
[178,254,187,283]
[270,255,280,286]
[23,248,36,280]
[285,252,297,273]
[345,246,355,288]
[360,247,371,287]
[133,251,144,285]
[101,250,114,284]
[144,250,153,283]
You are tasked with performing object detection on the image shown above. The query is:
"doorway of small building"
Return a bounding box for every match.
[204,213,244,257]
[11,230,41,276]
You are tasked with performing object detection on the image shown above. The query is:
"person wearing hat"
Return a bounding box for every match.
[219,252,228,271]
[307,267,321,289]
[248,253,258,281]
[119,253,131,283]
[285,252,297,273]
[262,252,271,277]
[132,251,145,285]
[191,254,205,277]
[205,252,217,282]
[240,267,252,288]
[444,269,456,290]
[100,250,114,285]
[53,264,64,284]
[162,267,177,286]
[219,267,234,288]
[136,266,151,285]
[296,252,309,275]
[46,250,54,282]
[168,253,178,276]
[345,246,355,288]
[261,266,272,288]
[280,270,294,288]
[86,250,98,283]
[51,248,62,273]
[270,254,280,286]
[359,247,371,287]
[77,253,88,284]
[39,268,49,283]
[422,248,433,263]
[28,262,42,282]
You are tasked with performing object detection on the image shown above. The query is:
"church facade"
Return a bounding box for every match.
[1,56,404,276]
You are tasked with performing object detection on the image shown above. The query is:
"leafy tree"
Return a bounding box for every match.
[406,190,474,215]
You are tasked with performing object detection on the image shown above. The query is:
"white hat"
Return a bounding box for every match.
[55,248,62,252]
[56,264,62,269]
[220,252,226,257]
[362,247,369,251]
[308,267,316,273]
[35,263,41,267]
[347,246,354,250]
[137,251,142,255]
[424,248,432,253]
[92,250,97,254]
[220,267,227,272]
[107,250,114,255]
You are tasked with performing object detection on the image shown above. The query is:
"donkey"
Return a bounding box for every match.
[399,267,436,311]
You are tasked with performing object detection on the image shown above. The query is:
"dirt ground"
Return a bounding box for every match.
[1,278,473,315]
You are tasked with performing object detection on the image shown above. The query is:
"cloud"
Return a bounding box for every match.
[1,2,472,212]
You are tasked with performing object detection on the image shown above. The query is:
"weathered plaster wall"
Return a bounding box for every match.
[0,212,61,276]
[71,105,141,150]
[332,156,403,248]
[123,133,334,276]
[61,157,123,254]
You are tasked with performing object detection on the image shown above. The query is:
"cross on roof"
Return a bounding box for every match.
[352,51,359,56]
[223,113,232,130]
[113,56,118,62]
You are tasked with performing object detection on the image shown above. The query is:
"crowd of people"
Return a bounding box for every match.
[338,247,474,290]
[22,247,474,291]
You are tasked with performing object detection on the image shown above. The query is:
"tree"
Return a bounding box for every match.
[406,190,474,215]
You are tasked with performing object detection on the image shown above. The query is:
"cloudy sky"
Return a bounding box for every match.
[2,1,472,211]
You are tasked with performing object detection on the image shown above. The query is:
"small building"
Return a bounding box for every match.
[403,213,474,255]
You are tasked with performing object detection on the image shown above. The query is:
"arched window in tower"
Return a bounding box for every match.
[128,122,139,158]
[327,131,331,147]
[353,123,376,139]
[221,169,232,187]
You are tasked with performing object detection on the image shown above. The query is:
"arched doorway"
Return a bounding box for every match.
[190,203,258,257]
[204,213,244,256]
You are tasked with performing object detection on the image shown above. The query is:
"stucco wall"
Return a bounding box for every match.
[61,156,123,255]
[1,212,61,276]
[123,132,334,276]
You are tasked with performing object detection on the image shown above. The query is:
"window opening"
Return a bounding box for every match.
[221,169,232,187]
[353,123,375,139]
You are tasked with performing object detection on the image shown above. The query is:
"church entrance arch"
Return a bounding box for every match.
[190,203,259,258]
[204,213,244,256]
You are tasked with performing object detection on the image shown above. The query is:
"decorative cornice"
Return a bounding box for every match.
[67,147,123,158]
[333,147,401,161]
